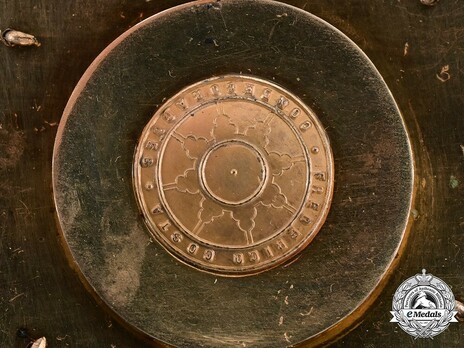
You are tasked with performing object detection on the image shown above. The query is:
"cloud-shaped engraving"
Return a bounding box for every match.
[245,118,272,149]
[176,169,199,194]
[164,102,304,246]
[199,197,225,225]
[260,183,287,208]
[182,135,210,160]
[232,206,258,233]
[268,152,293,176]
[229,114,260,135]
[212,114,238,142]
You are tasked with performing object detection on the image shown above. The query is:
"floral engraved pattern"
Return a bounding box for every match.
[160,101,308,247]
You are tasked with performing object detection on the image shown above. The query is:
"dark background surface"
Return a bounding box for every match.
[0,0,462,347]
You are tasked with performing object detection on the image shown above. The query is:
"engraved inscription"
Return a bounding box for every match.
[248,250,260,262]
[299,121,312,131]
[211,84,220,96]
[261,88,271,102]
[244,83,254,96]
[152,126,166,140]
[300,215,311,224]
[227,83,236,95]
[163,110,176,123]
[145,140,159,151]
[276,96,289,110]
[134,75,333,276]
[314,172,326,181]
[192,89,203,102]
[288,228,301,240]
[171,232,183,243]
[187,243,199,255]
[264,246,274,258]
[276,239,287,250]
[203,249,215,262]
[176,98,188,110]
[307,201,320,211]
[152,205,163,214]
[290,108,300,118]
[159,221,171,232]
[140,157,154,168]
[233,253,244,264]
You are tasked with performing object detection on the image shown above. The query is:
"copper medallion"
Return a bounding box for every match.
[134,75,334,275]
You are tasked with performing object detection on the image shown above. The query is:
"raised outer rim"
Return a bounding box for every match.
[52,0,416,346]
[132,74,334,276]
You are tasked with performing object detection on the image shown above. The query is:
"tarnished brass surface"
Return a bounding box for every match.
[4,0,464,347]
[52,0,414,346]
[134,75,333,276]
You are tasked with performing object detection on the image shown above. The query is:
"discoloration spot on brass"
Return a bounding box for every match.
[100,206,148,306]
[134,75,334,276]
[0,126,25,169]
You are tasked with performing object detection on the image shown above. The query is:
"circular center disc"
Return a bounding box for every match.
[133,74,334,275]
[200,140,267,205]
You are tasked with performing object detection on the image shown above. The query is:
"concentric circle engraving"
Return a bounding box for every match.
[199,140,268,206]
[133,75,334,275]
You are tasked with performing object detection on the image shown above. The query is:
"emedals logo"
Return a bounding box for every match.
[391,269,458,338]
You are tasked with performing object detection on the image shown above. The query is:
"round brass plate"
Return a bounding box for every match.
[134,75,334,276]
[53,0,414,347]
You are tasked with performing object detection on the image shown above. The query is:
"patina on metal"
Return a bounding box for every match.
[134,75,333,276]
[52,0,414,346]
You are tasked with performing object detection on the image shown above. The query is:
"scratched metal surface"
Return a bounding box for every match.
[0,1,462,348]
[52,0,413,346]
